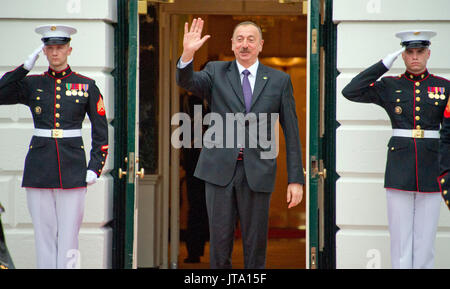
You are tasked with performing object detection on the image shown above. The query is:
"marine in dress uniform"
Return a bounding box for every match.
[342,30,448,269]
[0,25,108,268]
[438,82,450,209]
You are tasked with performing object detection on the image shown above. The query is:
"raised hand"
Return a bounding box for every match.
[24,43,45,71]
[382,47,406,70]
[181,18,211,63]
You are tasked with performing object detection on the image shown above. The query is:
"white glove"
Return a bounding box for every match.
[382,47,406,70]
[86,170,98,185]
[23,43,45,71]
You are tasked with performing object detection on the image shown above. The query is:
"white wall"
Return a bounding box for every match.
[334,0,450,269]
[0,0,116,268]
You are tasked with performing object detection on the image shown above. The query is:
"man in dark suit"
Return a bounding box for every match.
[176,18,304,269]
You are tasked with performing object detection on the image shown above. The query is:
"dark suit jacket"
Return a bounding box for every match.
[176,60,304,193]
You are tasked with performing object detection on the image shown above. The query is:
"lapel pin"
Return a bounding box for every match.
[263,76,268,80]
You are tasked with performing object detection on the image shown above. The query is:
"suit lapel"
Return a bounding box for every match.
[226,60,245,107]
[250,63,269,110]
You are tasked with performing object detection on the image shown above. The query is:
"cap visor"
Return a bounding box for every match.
[403,40,430,49]
[42,37,71,45]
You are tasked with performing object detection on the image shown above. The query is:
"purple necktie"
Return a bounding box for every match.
[242,69,252,112]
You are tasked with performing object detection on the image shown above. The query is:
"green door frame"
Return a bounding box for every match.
[308,0,337,269]
[112,0,139,269]
[308,0,320,269]
[123,0,139,269]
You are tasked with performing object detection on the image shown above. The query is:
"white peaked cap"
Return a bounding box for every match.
[35,24,77,45]
[395,30,436,48]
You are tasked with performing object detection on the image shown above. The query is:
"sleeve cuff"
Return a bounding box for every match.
[178,58,193,69]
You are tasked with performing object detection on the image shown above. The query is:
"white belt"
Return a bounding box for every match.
[34,128,82,138]
[392,129,440,139]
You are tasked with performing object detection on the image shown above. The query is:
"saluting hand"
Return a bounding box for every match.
[382,47,406,70]
[181,18,211,63]
[24,43,45,71]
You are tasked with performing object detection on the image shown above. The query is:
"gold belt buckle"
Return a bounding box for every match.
[412,129,424,138]
[51,129,63,138]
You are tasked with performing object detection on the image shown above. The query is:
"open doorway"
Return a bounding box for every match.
[135,1,308,269]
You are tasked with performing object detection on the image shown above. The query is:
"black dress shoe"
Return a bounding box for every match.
[184,256,201,263]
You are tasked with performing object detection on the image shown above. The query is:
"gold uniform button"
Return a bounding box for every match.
[30,145,33,149]
[55,122,60,128]
[415,81,420,86]
[416,125,421,130]
[415,116,420,121]
[416,97,420,102]
[391,147,395,151]
[441,179,446,184]
[415,89,420,94]
[435,102,439,106]
[102,161,105,165]
[56,79,61,84]
[447,200,449,205]
[36,97,40,100]
[55,113,60,118]
[81,146,84,149]
[416,107,420,111]
[444,190,448,196]
[56,94,61,99]
[55,103,60,109]
[396,98,401,102]
[56,87,61,91]
[76,99,79,103]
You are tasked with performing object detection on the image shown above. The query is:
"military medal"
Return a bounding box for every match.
[434,87,440,100]
[394,106,402,114]
[65,83,72,96]
[75,84,82,97]
[83,84,89,97]
[428,87,435,99]
[440,87,446,100]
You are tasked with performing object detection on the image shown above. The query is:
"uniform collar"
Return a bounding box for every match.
[404,69,429,81]
[47,65,72,79]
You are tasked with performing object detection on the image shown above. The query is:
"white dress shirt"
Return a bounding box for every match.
[178,58,259,93]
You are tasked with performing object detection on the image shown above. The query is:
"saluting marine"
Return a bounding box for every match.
[438,83,450,209]
[342,30,449,269]
[0,25,108,268]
